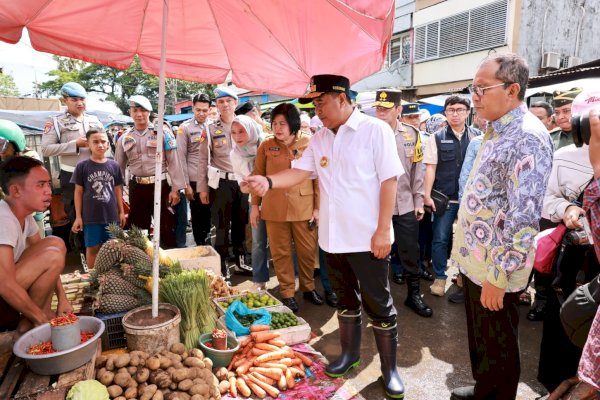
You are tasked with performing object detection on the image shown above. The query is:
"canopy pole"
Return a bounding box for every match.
[152,0,169,319]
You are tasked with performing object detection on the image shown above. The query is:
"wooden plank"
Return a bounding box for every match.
[56,341,100,389]
[0,357,24,399]
[0,332,15,375]
[14,370,50,398]
[36,387,67,400]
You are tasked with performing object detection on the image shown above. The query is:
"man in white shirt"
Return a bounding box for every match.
[0,157,71,338]
[246,74,405,398]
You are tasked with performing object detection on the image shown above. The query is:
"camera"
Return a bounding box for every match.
[564,216,594,246]
[571,110,598,147]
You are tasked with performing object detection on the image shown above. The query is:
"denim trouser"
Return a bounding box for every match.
[175,194,188,248]
[251,219,269,283]
[318,247,333,293]
[431,202,459,280]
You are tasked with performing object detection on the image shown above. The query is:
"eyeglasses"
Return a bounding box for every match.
[445,108,468,115]
[468,82,511,97]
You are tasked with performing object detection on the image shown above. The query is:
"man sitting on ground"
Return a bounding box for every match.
[0,157,72,338]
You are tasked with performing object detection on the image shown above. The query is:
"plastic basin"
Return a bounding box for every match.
[13,316,105,375]
[198,333,239,369]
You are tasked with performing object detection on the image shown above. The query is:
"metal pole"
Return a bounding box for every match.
[152,0,169,319]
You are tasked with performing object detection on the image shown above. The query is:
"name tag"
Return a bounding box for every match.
[213,134,225,140]
[147,136,158,147]
[441,140,454,143]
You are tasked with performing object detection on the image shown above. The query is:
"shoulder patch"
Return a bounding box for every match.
[43,120,52,134]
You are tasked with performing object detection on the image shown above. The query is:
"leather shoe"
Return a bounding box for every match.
[420,269,434,281]
[527,300,546,321]
[282,297,299,312]
[325,290,338,307]
[450,386,475,400]
[392,273,404,285]
[303,290,324,305]
[448,288,465,304]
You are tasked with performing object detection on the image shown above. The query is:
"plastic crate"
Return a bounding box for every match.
[218,305,311,345]
[96,311,127,350]
[212,290,281,316]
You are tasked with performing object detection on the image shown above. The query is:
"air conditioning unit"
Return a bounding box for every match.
[562,56,583,68]
[541,52,561,69]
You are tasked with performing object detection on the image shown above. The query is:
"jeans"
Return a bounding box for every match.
[431,202,459,280]
[175,194,188,248]
[251,219,269,283]
[318,247,333,293]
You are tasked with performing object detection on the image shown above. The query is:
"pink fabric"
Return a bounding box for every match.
[0,0,394,96]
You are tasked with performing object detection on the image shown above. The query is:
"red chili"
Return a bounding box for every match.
[27,330,96,355]
[49,313,78,327]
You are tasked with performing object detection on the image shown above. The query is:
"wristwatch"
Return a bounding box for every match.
[266,176,273,190]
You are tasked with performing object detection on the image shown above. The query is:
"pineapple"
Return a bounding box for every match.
[98,294,143,314]
[98,273,139,296]
[94,239,124,273]
[106,223,126,241]
[144,239,176,268]
[126,225,149,251]
[120,263,147,289]
[122,244,152,266]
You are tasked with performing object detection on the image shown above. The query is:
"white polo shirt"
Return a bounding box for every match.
[294,108,404,253]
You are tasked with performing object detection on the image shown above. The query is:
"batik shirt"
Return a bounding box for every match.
[450,104,554,292]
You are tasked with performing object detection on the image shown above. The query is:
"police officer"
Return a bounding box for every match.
[177,93,212,246]
[115,96,185,249]
[41,82,104,224]
[373,90,433,318]
[198,88,252,278]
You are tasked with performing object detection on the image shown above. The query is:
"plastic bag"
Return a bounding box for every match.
[224,299,271,336]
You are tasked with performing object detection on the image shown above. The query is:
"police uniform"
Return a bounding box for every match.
[115,119,185,249]
[42,111,104,222]
[177,117,212,245]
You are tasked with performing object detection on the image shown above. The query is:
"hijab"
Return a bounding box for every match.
[230,114,263,178]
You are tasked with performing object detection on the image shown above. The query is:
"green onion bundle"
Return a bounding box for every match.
[159,269,216,349]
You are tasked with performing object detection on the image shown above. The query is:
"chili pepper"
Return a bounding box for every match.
[49,313,78,327]
[27,331,96,355]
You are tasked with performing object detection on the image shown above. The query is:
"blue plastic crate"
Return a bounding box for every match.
[95,311,127,350]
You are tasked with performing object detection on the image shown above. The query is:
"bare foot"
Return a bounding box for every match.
[13,318,33,342]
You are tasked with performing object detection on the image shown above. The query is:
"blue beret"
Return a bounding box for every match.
[129,95,153,112]
[61,82,87,98]
[214,87,238,100]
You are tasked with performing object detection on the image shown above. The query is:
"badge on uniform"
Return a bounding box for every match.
[147,136,158,148]
[200,131,206,143]
[215,129,222,135]
[122,135,136,151]
[320,156,329,167]
[43,120,52,134]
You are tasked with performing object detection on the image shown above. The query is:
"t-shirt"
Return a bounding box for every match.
[0,201,38,262]
[71,159,123,224]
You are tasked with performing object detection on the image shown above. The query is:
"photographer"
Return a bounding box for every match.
[548,95,600,399]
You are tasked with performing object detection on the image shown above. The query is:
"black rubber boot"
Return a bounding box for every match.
[325,311,362,377]
[404,272,433,318]
[373,324,405,399]
[220,260,230,280]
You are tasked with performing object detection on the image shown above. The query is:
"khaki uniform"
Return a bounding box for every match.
[41,112,104,222]
[115,124,185,248]
[177,118,212,245]
[549,128,574,151]
[252,132,319,298]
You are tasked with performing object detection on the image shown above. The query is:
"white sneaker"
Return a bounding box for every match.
[430,279,447,296]
[250,282,267,292]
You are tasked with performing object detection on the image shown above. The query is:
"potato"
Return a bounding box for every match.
[214,367,228,381]
[172,361,184,370]
[170,382,178,390]
[96,367,107,380]
[180,351,188,360]
[171,368,190,383]
[202,357,213,370]
[124,386,138,399]
[114,371,132,388]
[189,349,203,359]
[160,356,173,369]
[140,384,158,400]
[127,365,138,376]
[107,384,124,398]
[136,367,150,383]
[169,353,182,363]
[106,355,117,371]
[115,354,131,368]
[150,370,172,389]
[146,356,161,371]
[183,358,204,369]
[99,370,115,386]
[117,367,129,375]
[170,343,186,355]
[189,383,209,396]
[190,396,203,400]
[95,355,108,368]
[218,380,230,394]
[178,378,194,392]
[226,371,236,380]
[114,397,126,400]
[152,390,164,400]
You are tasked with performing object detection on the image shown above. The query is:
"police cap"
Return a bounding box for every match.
[61,82,87,98]
[129,95,153,112]
[372,89,402,109]
[214,87,239,100]
[298,74,351,104]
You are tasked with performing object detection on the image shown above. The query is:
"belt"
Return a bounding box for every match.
[60,165,75,173]
[132,173,167,184]
[219,171,237,181]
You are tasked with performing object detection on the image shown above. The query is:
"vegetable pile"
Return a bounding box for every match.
[218,293,278,312]
[269,312,298,329]
[50,312,79,326]
[27,331,95,355]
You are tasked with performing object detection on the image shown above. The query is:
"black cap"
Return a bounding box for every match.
[298,74,351,104]
[553,87,583,108]
[235,100,258,116]
[402,103,420,115]
[372,89,402,108]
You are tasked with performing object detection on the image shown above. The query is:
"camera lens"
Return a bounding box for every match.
[570,112,590,147]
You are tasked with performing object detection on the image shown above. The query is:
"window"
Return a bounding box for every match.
[389,33,411,66]
[413,0,508,63]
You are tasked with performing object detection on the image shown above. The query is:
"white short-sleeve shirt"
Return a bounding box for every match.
[0,201,39,262]
[294,108,404,253]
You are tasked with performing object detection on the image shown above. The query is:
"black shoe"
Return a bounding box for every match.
[325,290,338,308]
[282,297,299,312]
[233,256,253,275]
[527,300,546,321]
[404,273,433,318]
[420,269,434,282]
[392,273,405,285]
[303,290,324,306]
[450,386,475,400]
[448,288,465,304]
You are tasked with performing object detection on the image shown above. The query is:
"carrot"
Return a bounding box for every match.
[278,357,294,366]
[241,342,254,355]
[251,331,280,343]
[290,366,305,377]
[251,367,282,381]
[244,378,267,399]
[229,376,237,397]
[290,357,303,366]
[255,349,293,364]
[285,367,295,389]
[250,371,276,386]
[234,357,247,368]
[255,362,288,371]
[251,347,269,356]
[239,336,252,347]
[278,373,287,390]
[255,342,281,352]
[236,377,252,398]
[236,356,256,375]
[228,354,240,371]
[293,350,314,366]
[247,373,281,398]
[250,324,271,332]
[268,338,287,347]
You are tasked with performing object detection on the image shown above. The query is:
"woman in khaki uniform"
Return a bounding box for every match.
[251,103,323,312]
